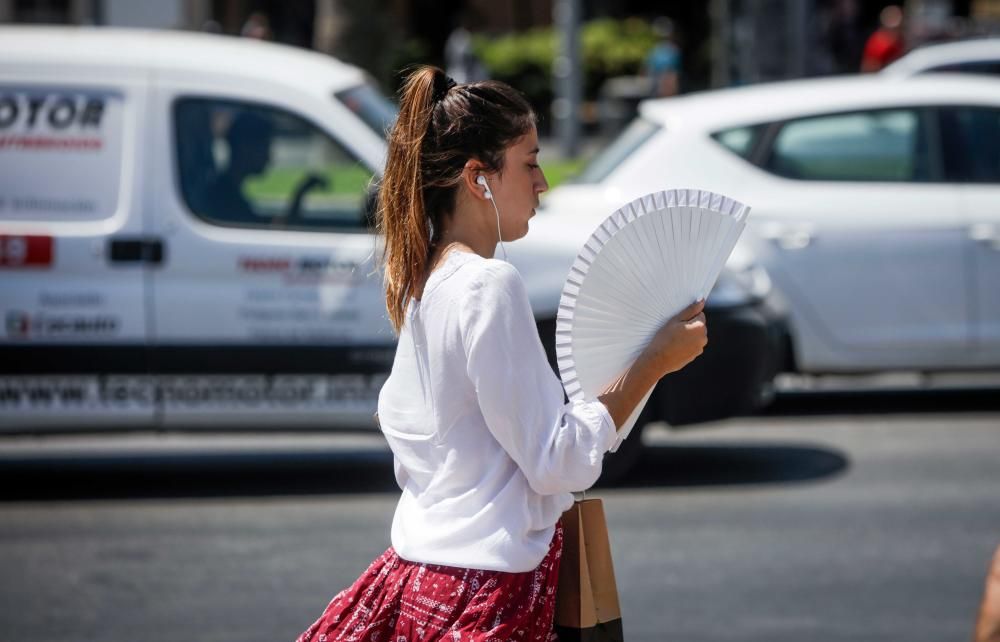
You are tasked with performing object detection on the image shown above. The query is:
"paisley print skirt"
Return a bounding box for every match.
[296,524,563,642]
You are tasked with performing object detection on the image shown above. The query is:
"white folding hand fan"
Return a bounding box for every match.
[555,188,751,452]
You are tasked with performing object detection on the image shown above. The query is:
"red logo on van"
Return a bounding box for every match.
[0,235,53,267]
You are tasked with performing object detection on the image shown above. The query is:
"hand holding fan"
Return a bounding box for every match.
[555,188,751,452]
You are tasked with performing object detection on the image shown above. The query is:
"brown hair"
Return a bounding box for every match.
[377,66,535,332]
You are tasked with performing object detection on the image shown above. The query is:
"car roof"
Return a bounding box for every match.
[882,37,1000,75]
[639,73,1000,131]
[0,25,367,96]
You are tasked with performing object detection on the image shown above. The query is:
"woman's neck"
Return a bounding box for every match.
[434,198,497,260]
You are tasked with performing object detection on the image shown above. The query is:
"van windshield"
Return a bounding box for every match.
[335,83,398,140]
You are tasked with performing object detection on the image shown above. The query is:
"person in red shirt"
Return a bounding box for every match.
[861,4,905,72]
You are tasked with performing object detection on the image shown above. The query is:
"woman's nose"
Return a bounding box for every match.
[536,170,549,194]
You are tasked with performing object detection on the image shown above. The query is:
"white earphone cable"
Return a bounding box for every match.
[489,195,508,261]
[479,176,508,261]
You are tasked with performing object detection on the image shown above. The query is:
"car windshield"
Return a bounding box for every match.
[573,117,661,184]
[334,82,398,140]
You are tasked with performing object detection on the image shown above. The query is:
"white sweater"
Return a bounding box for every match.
[376,250,617,573]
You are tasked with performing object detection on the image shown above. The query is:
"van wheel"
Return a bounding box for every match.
[597,405,651,485]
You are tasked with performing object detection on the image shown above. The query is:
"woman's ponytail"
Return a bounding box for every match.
[378,67,438,333]
[377,66,536,333]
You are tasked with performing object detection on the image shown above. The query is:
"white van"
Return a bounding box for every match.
[0,27,785,475]
[1,26,395,430]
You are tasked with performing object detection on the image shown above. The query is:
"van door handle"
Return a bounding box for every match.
[108,237,165,264]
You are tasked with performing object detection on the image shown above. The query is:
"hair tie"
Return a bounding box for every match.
[433,75,457,103]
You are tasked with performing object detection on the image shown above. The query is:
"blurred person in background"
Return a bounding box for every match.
[203,111,274,224]
[861,4,906,72]
[240,11,273,40]
[294,65,707,642]
[976,543,1000,642]
[821,0,866,74]
[445,9,489,84]
[645,16,682,97]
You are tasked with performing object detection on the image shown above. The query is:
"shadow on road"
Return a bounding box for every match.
[762,386,1000,417]
[11,384,980,501]
[0,449,400,502]
[606,442,849,489]
[0,439,848,501]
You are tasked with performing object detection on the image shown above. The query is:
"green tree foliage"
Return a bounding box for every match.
[474,18,659,121]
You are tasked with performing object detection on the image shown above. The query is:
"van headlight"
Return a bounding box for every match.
[707,264,772,308]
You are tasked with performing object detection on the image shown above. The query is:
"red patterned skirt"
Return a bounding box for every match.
[296,523,563,642]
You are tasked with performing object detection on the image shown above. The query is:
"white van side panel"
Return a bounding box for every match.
[0,66,155,430]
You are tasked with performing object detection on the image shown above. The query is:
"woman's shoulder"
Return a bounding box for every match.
[424,254,526,319]
[420,252,524,308]
[468,255,518,278]
[458,256,524,297]
[429,251,517,288]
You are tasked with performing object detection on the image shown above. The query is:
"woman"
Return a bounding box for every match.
[296,66,707,642]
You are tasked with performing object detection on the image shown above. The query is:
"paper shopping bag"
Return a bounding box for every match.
[555,498,624,642]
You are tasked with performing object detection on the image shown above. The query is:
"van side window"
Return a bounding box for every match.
[174,98,375,232]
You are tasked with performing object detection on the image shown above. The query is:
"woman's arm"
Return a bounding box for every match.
[598,299,707,430]
[463,262,619,494]
[463,262,707,493]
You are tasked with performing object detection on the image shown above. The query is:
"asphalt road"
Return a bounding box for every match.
[0,389,998,642]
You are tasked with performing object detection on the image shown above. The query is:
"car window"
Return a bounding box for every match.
[764,109,928,182]
[574,117,661,184]
[711,124,767,159]
[174,98,376,232]
[938,106,1000,183]
[925,61,1000,76]
[334,83,398,139]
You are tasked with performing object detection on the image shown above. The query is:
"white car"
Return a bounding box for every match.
[540,73,1000,376]
[883,38,1000,76]
[0,25,782,480]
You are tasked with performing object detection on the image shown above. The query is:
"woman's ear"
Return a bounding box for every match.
[462,160,491,203]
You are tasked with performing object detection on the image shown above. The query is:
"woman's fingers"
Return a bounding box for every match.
[645,300,710,376]
[674,299,705,323]
[685,311,707,329]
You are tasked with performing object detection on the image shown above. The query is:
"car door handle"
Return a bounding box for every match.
[760,224,813,250]
[970,223,1000,250]
[108,237,165,264]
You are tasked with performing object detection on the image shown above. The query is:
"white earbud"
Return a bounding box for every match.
[476,175,493,200]
[476,175,507,261]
